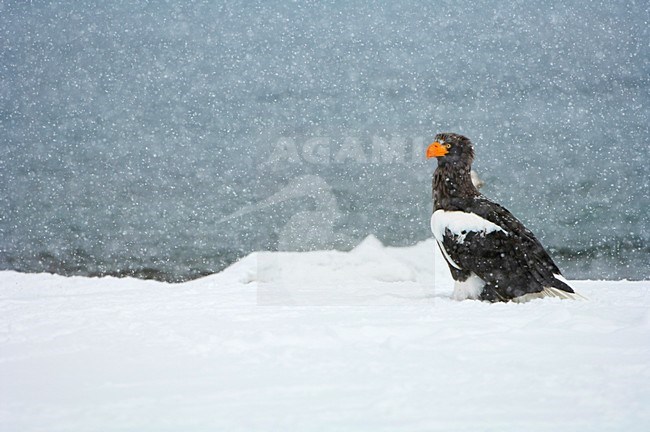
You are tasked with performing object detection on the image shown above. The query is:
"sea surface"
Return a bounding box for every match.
[1,0,648,281]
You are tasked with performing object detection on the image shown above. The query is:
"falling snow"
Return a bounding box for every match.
[1,1,648,281]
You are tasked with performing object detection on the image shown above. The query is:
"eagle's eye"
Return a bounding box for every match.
[445,143,452,149]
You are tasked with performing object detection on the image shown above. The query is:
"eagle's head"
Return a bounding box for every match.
[426,133,475,166]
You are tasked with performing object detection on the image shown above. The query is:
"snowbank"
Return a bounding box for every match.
[1,237,649,431]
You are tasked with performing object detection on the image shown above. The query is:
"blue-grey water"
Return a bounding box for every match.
[1,1,648,281]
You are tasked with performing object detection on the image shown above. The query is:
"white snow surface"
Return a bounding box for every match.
[1,235,649,431]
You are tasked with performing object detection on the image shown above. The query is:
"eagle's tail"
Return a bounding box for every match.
[513,274,586,303]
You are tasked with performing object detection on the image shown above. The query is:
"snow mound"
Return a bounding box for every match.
[220,235,448,305]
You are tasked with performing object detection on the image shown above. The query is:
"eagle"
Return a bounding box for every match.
[426,132,581,302]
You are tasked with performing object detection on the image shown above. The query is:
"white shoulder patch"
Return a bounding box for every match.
[431,210,507,244]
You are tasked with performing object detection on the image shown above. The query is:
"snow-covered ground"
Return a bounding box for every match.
[1,236,649,431]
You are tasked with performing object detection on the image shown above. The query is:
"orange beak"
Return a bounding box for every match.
[426,141,448,159]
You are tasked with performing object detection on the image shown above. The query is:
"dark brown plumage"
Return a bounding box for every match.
[427,133,578,302]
